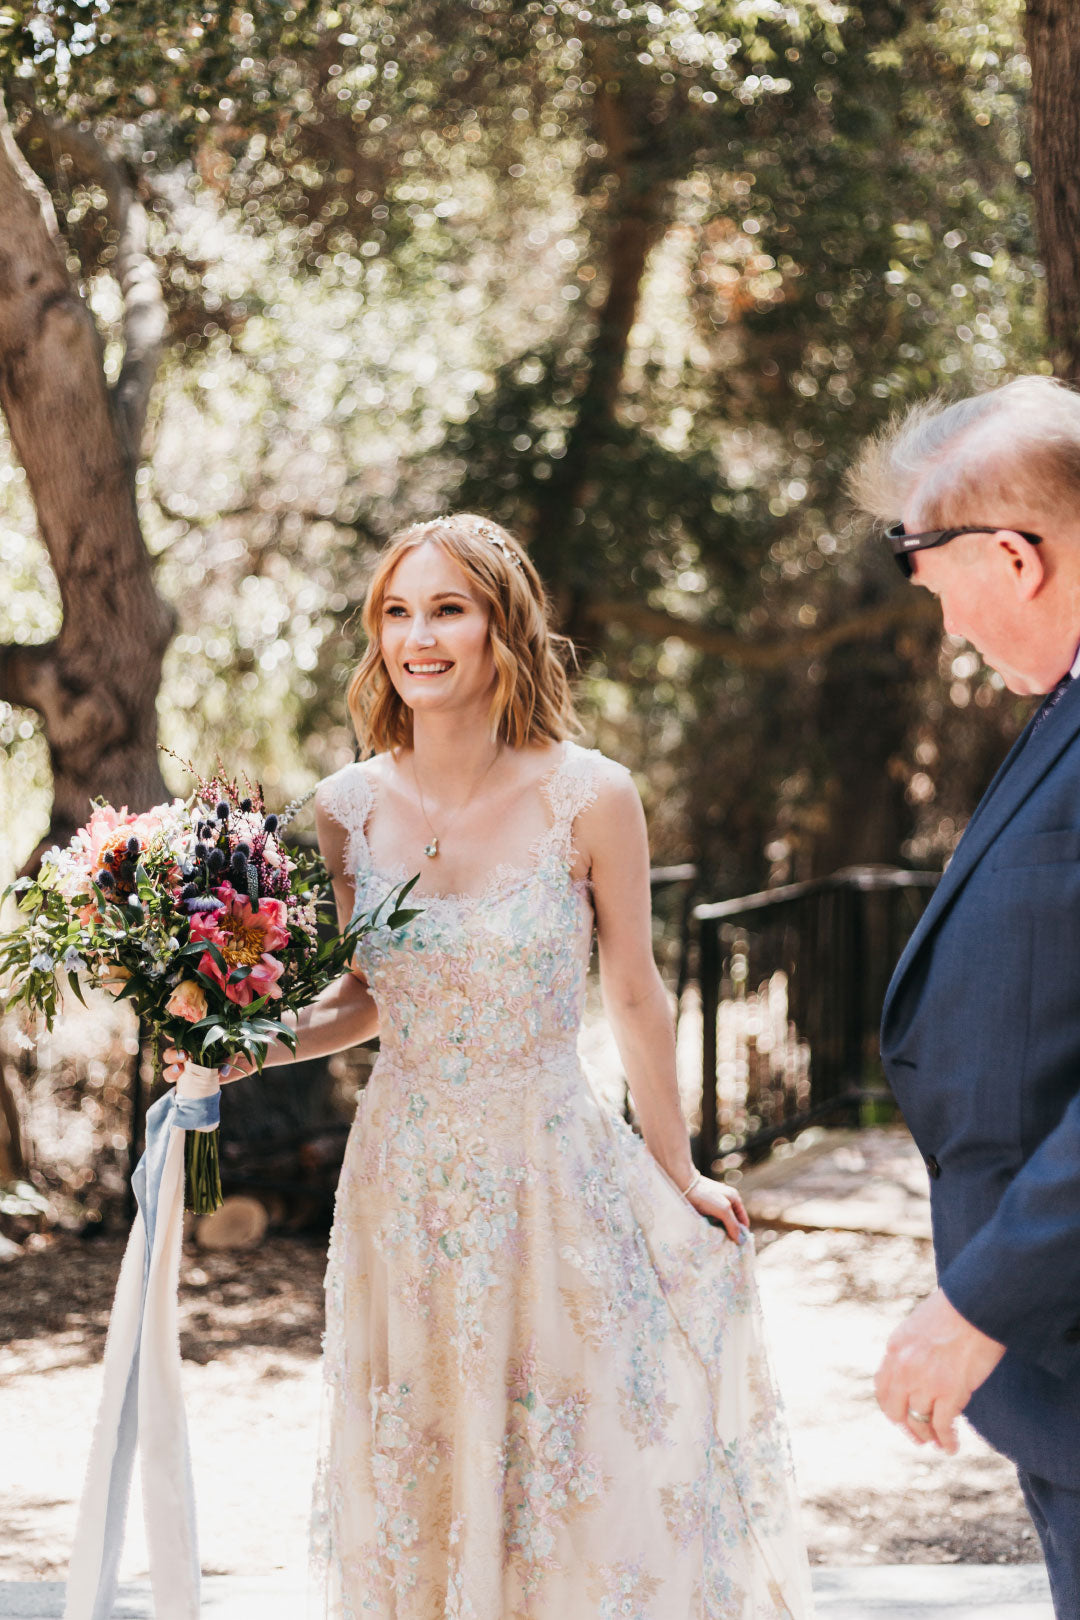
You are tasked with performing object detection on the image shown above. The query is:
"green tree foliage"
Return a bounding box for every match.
[0,0,1046,902]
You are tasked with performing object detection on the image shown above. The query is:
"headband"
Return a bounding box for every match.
[414,514,526,572]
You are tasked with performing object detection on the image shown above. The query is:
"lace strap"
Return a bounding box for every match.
[318,762,375,879]
[541,742,605,861]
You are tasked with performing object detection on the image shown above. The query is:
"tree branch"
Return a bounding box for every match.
[584,593,941,668]
[17,108,167,454]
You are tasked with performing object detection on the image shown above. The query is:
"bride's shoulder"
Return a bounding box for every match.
[315,754,384,830]
[559,740,638,810]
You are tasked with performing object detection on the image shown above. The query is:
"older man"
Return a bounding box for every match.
[849,375,1080,1617]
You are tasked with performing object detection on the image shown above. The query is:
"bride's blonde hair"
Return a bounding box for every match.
[347,513,581,754]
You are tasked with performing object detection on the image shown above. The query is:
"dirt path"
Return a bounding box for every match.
[0,1199,1036,1582]
[755,1226,1034,1566]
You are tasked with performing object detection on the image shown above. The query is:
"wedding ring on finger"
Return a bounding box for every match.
[907,1407,933,1426]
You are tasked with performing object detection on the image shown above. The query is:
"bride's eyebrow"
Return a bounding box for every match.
[383,589,474,604]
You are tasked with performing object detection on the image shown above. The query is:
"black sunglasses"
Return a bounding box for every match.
[885,521,1044,578]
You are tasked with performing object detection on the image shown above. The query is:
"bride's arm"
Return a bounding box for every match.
[584,769,748,1240]
[250,966,377,1071]
[232,783,381,1070]
[164,783,379,1082]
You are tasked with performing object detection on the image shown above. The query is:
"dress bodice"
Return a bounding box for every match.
[318,741,611,1092]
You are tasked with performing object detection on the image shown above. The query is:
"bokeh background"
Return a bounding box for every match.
[1,0,1076,1580]
[2,0,1058,1212]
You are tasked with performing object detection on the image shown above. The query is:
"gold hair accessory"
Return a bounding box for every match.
[416,514,526,571]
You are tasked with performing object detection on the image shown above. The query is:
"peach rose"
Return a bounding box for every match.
[165,980,208,1023]
[99,965,133,996]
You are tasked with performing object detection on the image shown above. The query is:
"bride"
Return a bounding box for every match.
[169,511,813,1617]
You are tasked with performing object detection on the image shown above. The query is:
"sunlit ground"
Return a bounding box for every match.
[0,1223,1033,1582]
[0,987,1033,1580]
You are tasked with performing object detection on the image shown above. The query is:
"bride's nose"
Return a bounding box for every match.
[405,615,438,650]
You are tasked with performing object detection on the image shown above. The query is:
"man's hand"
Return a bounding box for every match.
[875,1287,1006,1453]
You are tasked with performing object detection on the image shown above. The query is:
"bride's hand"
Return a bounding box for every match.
[685,1175,750,1242]
[162,1046,255,1086]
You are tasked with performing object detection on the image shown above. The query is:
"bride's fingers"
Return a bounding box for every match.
[689,1188,743,1242]
[219,1057,253,1084]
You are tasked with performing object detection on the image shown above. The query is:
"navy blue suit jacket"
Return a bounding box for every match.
[881,675,1080,1486]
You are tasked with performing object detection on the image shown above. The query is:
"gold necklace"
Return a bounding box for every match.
[410,745,503,859]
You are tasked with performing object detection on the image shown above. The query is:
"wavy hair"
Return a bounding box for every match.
[346,513,581,754]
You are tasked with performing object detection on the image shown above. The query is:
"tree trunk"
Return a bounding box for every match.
[0,92,175,873]
[0,1065,26,1182]
[527,81,668,620]
[1025,0,1080,382]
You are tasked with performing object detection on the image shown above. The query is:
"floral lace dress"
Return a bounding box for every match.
[311,741,813,1620]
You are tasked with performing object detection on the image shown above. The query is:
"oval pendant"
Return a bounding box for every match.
[424,837,439,859]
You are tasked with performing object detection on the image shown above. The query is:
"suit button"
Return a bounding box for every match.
[926,1155,941,1180]
[1064,1324,1080,1344]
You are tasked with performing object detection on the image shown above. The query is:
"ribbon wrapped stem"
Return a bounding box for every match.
[63,1063,222,1620]
[150,1033,223,1214]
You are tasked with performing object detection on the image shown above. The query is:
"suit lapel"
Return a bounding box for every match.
[883,678,1080,1031]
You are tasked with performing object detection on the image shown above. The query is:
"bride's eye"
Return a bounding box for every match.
[384,605,407,617]
[437,604,464,616]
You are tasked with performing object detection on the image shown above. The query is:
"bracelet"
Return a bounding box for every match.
[680,1169,702,1199]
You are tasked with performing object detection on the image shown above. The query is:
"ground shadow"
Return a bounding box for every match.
[1,1234,329,1369]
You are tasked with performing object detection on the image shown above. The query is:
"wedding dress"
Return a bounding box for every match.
[311,740,813,1619]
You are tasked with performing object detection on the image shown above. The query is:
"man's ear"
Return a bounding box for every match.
[997,530,1045,600]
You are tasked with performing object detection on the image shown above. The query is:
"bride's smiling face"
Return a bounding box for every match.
[379,539,497,716]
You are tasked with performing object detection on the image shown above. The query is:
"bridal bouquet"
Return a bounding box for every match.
[0,753,417,1212]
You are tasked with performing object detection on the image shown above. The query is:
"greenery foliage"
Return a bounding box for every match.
[0,0,1048,902]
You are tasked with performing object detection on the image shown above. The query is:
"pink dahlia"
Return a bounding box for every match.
[79,804,135,873]
[189,883,290,1006]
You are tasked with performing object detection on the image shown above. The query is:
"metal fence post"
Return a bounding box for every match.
[697,915,719,1172]
[691,867,938,1163]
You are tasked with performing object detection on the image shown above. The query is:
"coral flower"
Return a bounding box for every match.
[166,980,209,1023]
[189,882,290,1006]
[78,800,178,873]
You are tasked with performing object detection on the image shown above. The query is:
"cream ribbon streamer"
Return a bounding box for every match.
[63,1063,221,1620]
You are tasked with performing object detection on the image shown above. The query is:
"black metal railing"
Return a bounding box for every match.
[692,866,938,1170]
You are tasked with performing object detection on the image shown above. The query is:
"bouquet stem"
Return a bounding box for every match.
[184,1128,224,1214]
[151,1029,224,1214]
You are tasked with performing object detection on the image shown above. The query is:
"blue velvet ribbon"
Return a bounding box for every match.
[80,1085,220,1620]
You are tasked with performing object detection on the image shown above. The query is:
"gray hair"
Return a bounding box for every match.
[846,375,1080,530]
